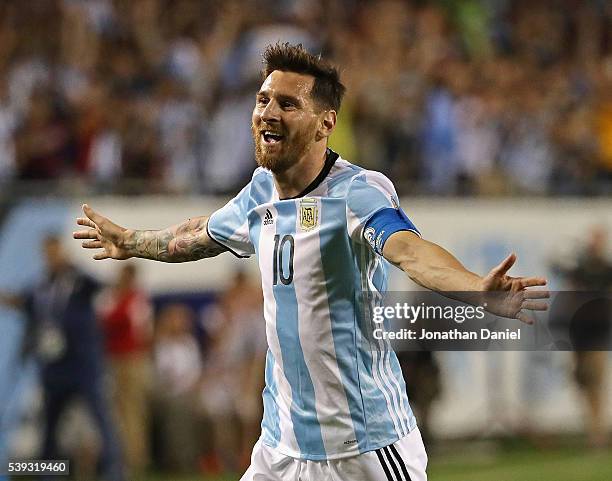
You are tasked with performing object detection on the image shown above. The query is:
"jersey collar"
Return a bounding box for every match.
[279,148,339,200]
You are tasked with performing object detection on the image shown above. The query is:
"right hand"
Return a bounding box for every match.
[73,204,132,260]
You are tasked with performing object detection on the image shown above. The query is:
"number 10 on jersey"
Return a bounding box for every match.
[273,234,294,285]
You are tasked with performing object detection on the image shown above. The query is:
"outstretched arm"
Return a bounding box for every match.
[73,204,227,262]
[383,231,548,324]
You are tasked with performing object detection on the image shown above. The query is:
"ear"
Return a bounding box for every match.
[315,110,337,141]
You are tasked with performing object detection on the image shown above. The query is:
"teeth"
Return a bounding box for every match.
[262,131,283,144]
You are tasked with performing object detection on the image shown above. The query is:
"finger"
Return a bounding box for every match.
[523,290,550,300]
[518,277,547,288]
[490,253,516,277]
[93,251,110,260]
[521,300,548,311]
[82,240,103,249]
[73,229,99,240]
[76,217,97,229]
[83,204,106,225]
[516,311,535,325]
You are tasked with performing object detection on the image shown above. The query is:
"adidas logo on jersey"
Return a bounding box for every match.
[263,209,274,225]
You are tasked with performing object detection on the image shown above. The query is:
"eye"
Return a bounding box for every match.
[257,96,269,106]
[281,101,296,109]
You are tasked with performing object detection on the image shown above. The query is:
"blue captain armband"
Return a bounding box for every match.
[363,207,420,256]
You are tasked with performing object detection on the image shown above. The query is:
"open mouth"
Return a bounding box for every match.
[262,131,284,144]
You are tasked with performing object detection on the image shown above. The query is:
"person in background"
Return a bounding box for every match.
[0,234,124,481]
[14,88,75,181]
[152,303,202,473]
[97,263,153,478]
[199,271,266,474]
[554,226,611,448]
[396,351,440,448]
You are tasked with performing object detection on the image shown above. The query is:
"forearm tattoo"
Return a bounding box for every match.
[124,217,226,262]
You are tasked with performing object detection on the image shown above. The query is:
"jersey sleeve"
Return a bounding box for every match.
[207,182,254,258]
[346,171,420,255]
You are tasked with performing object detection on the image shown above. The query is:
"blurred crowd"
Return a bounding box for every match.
[0,0,612,196]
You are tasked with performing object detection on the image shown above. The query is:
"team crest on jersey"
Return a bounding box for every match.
[299,197,319,231]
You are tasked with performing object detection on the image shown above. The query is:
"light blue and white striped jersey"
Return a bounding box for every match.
[207,149,418,460]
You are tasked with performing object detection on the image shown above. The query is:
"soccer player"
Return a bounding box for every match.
[74,43,547,481]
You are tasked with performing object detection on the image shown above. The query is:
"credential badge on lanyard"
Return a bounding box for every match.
[35,272,76,362]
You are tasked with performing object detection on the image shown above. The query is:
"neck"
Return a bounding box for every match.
[48,263,69,278]
[273,142,327,199]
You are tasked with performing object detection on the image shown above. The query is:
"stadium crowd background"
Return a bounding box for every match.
[0,0,611,196]
[0,1,611,480]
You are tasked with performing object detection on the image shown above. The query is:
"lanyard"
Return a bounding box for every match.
[33,271,77,325]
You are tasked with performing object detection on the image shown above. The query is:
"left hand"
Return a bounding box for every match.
[480,253,549,324]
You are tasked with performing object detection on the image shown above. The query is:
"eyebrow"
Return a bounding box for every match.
[256,90,302,105]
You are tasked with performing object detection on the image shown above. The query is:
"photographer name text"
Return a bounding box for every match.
[373,328,521,341]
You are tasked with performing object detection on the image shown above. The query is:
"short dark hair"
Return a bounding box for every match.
[262,43,346,112]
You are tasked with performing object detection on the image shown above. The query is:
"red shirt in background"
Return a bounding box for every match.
[98,289,153,356]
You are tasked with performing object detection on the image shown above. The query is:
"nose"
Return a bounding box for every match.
[261,99,281,123]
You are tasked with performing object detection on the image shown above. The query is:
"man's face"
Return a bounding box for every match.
[43,238,67,273]
[252,71,322,173]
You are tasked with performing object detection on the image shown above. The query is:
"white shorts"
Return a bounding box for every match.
[240,427,428,481]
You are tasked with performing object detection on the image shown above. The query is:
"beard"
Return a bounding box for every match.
[252,122,314,173]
